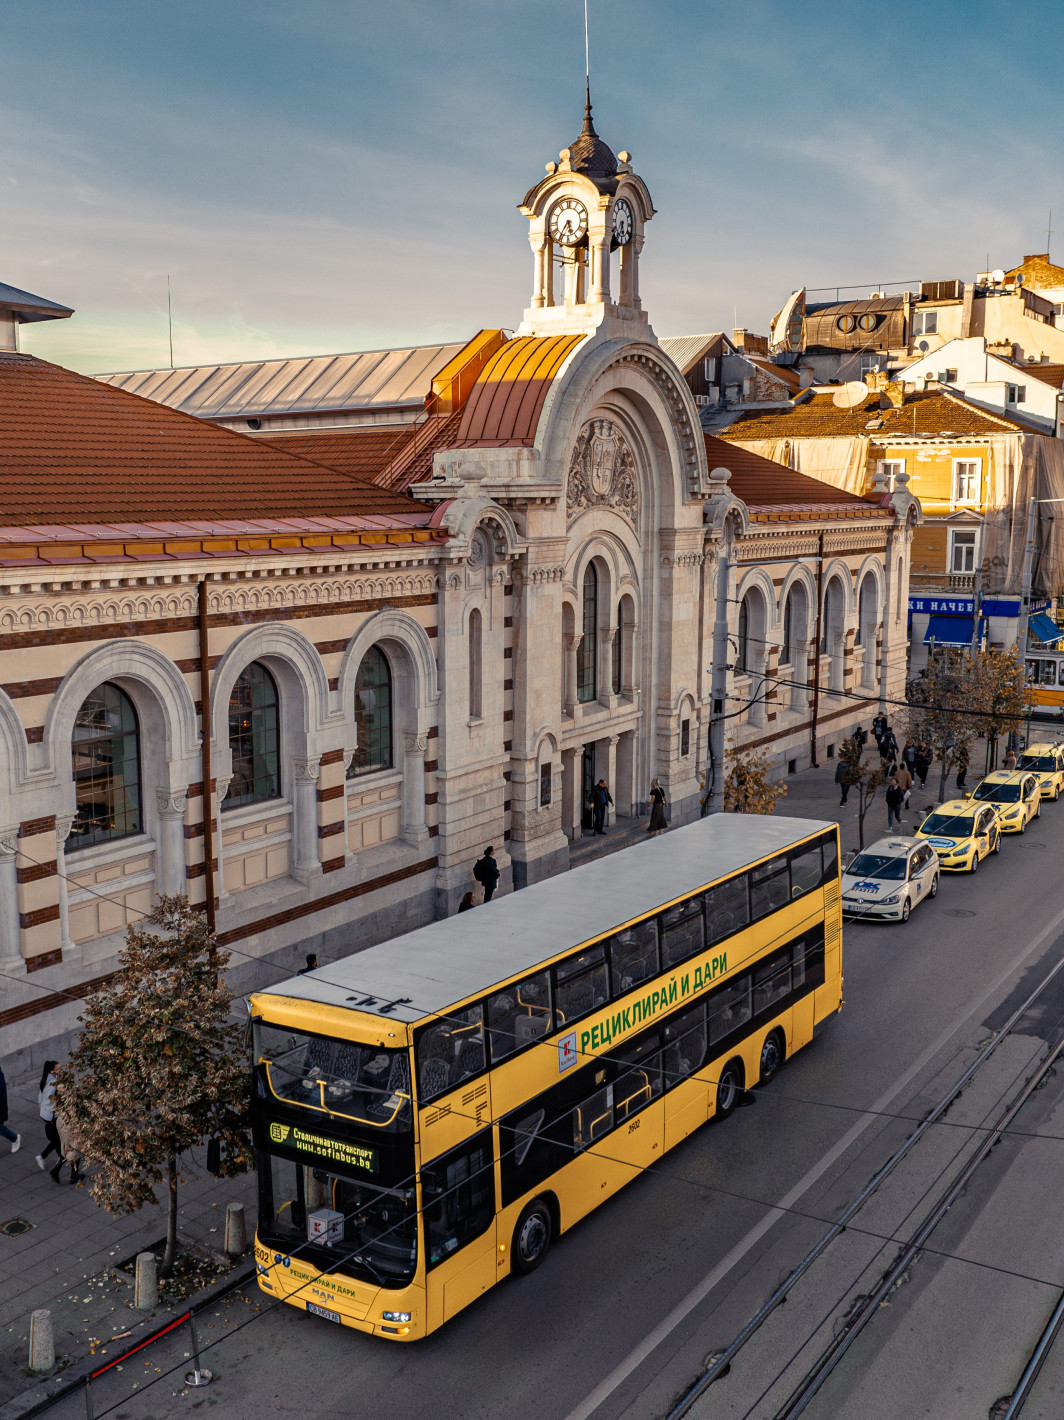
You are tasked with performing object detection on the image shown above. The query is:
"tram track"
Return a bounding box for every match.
[662,936,1064,1420]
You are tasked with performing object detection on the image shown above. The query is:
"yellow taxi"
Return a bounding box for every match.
[1019,742,1064,801]
[970,771,1041,832]
[915,798,1001,872]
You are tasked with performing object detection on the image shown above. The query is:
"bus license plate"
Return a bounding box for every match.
[307,1302,341,1324]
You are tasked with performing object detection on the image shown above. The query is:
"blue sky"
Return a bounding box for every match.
[4,0,1063,372]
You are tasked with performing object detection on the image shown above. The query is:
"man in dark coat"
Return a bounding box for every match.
[834,758,852,806]
[473,846,501,903]
[590,779,613,835]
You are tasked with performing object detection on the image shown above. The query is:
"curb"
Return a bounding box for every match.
[0,1262,256,1420]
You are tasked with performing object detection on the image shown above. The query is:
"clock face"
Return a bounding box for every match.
[549,197,588,248]
[612,198,634,247]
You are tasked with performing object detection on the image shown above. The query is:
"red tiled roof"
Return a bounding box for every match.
[705,435,891,519]
[1004,361,1064,390]
[726,388,1041,440]
[264,409,466,492]
[0,353,424,526]
[747,357,801,392]
[454,334,585,447]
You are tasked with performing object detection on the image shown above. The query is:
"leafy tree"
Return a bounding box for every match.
[970,648,1028,773]
[838,736,884,851]
[55,896,251,1273]
[724,741,788,814]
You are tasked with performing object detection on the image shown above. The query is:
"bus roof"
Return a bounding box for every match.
[256,813,833,1026]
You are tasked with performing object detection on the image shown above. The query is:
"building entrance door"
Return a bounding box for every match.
[581,744,596,831]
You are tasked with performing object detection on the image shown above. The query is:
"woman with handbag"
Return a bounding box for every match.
[647,779,668,837]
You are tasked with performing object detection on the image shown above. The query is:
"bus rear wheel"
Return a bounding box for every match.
[758,1030,785,1085]
[715,1061,743,1120]
[512,1199,552,1275]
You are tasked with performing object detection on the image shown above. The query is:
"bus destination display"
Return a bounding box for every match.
[268,1121,377,1175]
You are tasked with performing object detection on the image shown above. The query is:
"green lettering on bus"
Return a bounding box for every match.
[693,967,703,990]
[681,973,690,996]
[581,1029,591,1056]
[668,979,678,1004]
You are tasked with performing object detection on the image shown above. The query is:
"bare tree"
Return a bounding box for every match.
[838,736,884,850]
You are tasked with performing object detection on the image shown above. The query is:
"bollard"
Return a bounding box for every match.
[134,1250,158,1310]
[83,1376,94,1420]
[28,1308,54,1372]
[184,1312,213,1387]
[224,1202,246,1257]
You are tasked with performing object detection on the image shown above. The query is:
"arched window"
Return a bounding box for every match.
[856,573,877,646]
[822,579,845,653]
[225,662,280,809]
[577,563,598,703]
[737,597,750,672]
[896,556,904,619]
[781,593,794,665]
[348,646,393,778]
[468,609,483,719]
[69,683,141,851]
[738,590,766,675]
[611,601,623,695]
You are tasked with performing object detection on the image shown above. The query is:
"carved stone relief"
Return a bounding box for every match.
[567,419,640,525]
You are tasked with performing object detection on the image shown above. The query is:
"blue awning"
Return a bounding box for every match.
[1029,612,1064,645]
[924,614,985,646]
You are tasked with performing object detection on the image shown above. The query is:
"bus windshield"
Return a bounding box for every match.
[846,853,906,880]
[260,1154,417,1288]
[255,1023,411,1129]
[973,782,1021,803]
[1022,754,1058,772]
[921,813,975,837]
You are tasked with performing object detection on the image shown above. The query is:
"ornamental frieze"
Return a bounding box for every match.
[567,418,640,525]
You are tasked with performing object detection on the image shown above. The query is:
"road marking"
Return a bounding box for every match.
[563,900,1064,1420]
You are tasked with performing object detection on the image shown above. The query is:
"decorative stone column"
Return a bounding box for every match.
[565,634,581,717]
[591,233,611,304]
[402,733,430,848]
[155,791,188,897]
[0,830,21,978]
[292,756,323,884]
[213,774,231,902]
[561,746,581,840]
[55,814,75,960]
[606,735,620,820]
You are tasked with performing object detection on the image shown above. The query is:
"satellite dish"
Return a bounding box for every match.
[918,340,929,352]
[832,381,870,409]
[992,268,1005,284]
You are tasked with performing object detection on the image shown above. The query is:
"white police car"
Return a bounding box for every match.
[840,836,939,923]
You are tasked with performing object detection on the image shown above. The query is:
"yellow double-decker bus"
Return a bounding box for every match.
[249,813,841,1340]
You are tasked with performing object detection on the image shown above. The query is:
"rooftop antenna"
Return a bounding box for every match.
[584,0,590,101]
[1048,209,1053,259]
[166,274,174,370]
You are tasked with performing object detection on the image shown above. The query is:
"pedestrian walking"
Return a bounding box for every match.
[647,779,668,836]
[590,778,613,835]
[0,1064,20,1154]
[894,761,913,808]
[872,712,888,746]
[885,776,905,831]
[914,743,931,787]
[1004,749,1017,771]
[52,1108,81,1185]
[880,723,899,765]
[297,953,318,975]
[34,1061,62,1174]
[902,740,916,774]
[834,758,851,806]
[955,744,969,791]
[473,846,500,903]
[458,891,476,913]
[852,724,868,749]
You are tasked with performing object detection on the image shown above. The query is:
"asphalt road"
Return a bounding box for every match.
[45,785,1064,1420]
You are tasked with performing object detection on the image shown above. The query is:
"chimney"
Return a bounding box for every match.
[884,380,905,408]
[864,370,890,392]
[732,328,769,355]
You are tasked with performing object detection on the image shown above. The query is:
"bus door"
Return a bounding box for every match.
[420,1129,498,1325]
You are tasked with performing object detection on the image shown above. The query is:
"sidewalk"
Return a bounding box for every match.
[777,751,945,855]
[0,1075,255,1406]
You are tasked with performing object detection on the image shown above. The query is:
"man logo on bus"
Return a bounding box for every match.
[558,1031,578,1073]
[270,1123,291,1144]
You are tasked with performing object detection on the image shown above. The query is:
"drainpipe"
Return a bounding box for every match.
[198,578,217,935]
[810,532,825,767]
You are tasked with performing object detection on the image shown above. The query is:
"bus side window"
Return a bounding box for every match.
[704,875,750,947]
[487,970,551,1064]
[422,1130,495,1269]
[573,1086,613,1150]
[660,896,705,969]
[1044,662,1058,686]
[416,1005,486,1103]
[707,976,752,1045]
[753,950,791,1016]
[820,834,839,885]
[789,843,822,898]
[608,920,660,993]
[554,946,609,1028]
[614,1034,663,1122]
[750,856,790,919]
[663,1004,707,1086]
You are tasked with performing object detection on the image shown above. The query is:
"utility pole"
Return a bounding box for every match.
[708,531,732,814]
[970,563,983,650]
[1016,495,1038,653]
[809,532,825,768]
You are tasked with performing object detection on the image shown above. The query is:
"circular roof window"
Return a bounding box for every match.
[857,313,878,332]
[837,314,857,333]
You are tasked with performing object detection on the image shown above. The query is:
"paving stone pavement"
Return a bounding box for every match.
[0,1076,255,1405]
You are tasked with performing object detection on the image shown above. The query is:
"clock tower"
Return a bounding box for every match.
[517,90,655,339]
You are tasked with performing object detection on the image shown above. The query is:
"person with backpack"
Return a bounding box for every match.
[834,758,852,807]
[472,846,500,903]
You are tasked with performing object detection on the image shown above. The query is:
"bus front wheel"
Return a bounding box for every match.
[715,1061,743,1120]
[512,1199,553,1275]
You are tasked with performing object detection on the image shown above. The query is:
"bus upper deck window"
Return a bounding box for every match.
[417,1006,485,1103]
[554,946,609,1028]
[661,896,705,969]
[487,971,551,1064]
[608,920,659,993]
[1043,662,1058,686]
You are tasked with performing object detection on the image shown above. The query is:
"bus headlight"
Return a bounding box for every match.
[383,1311,411,1323]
